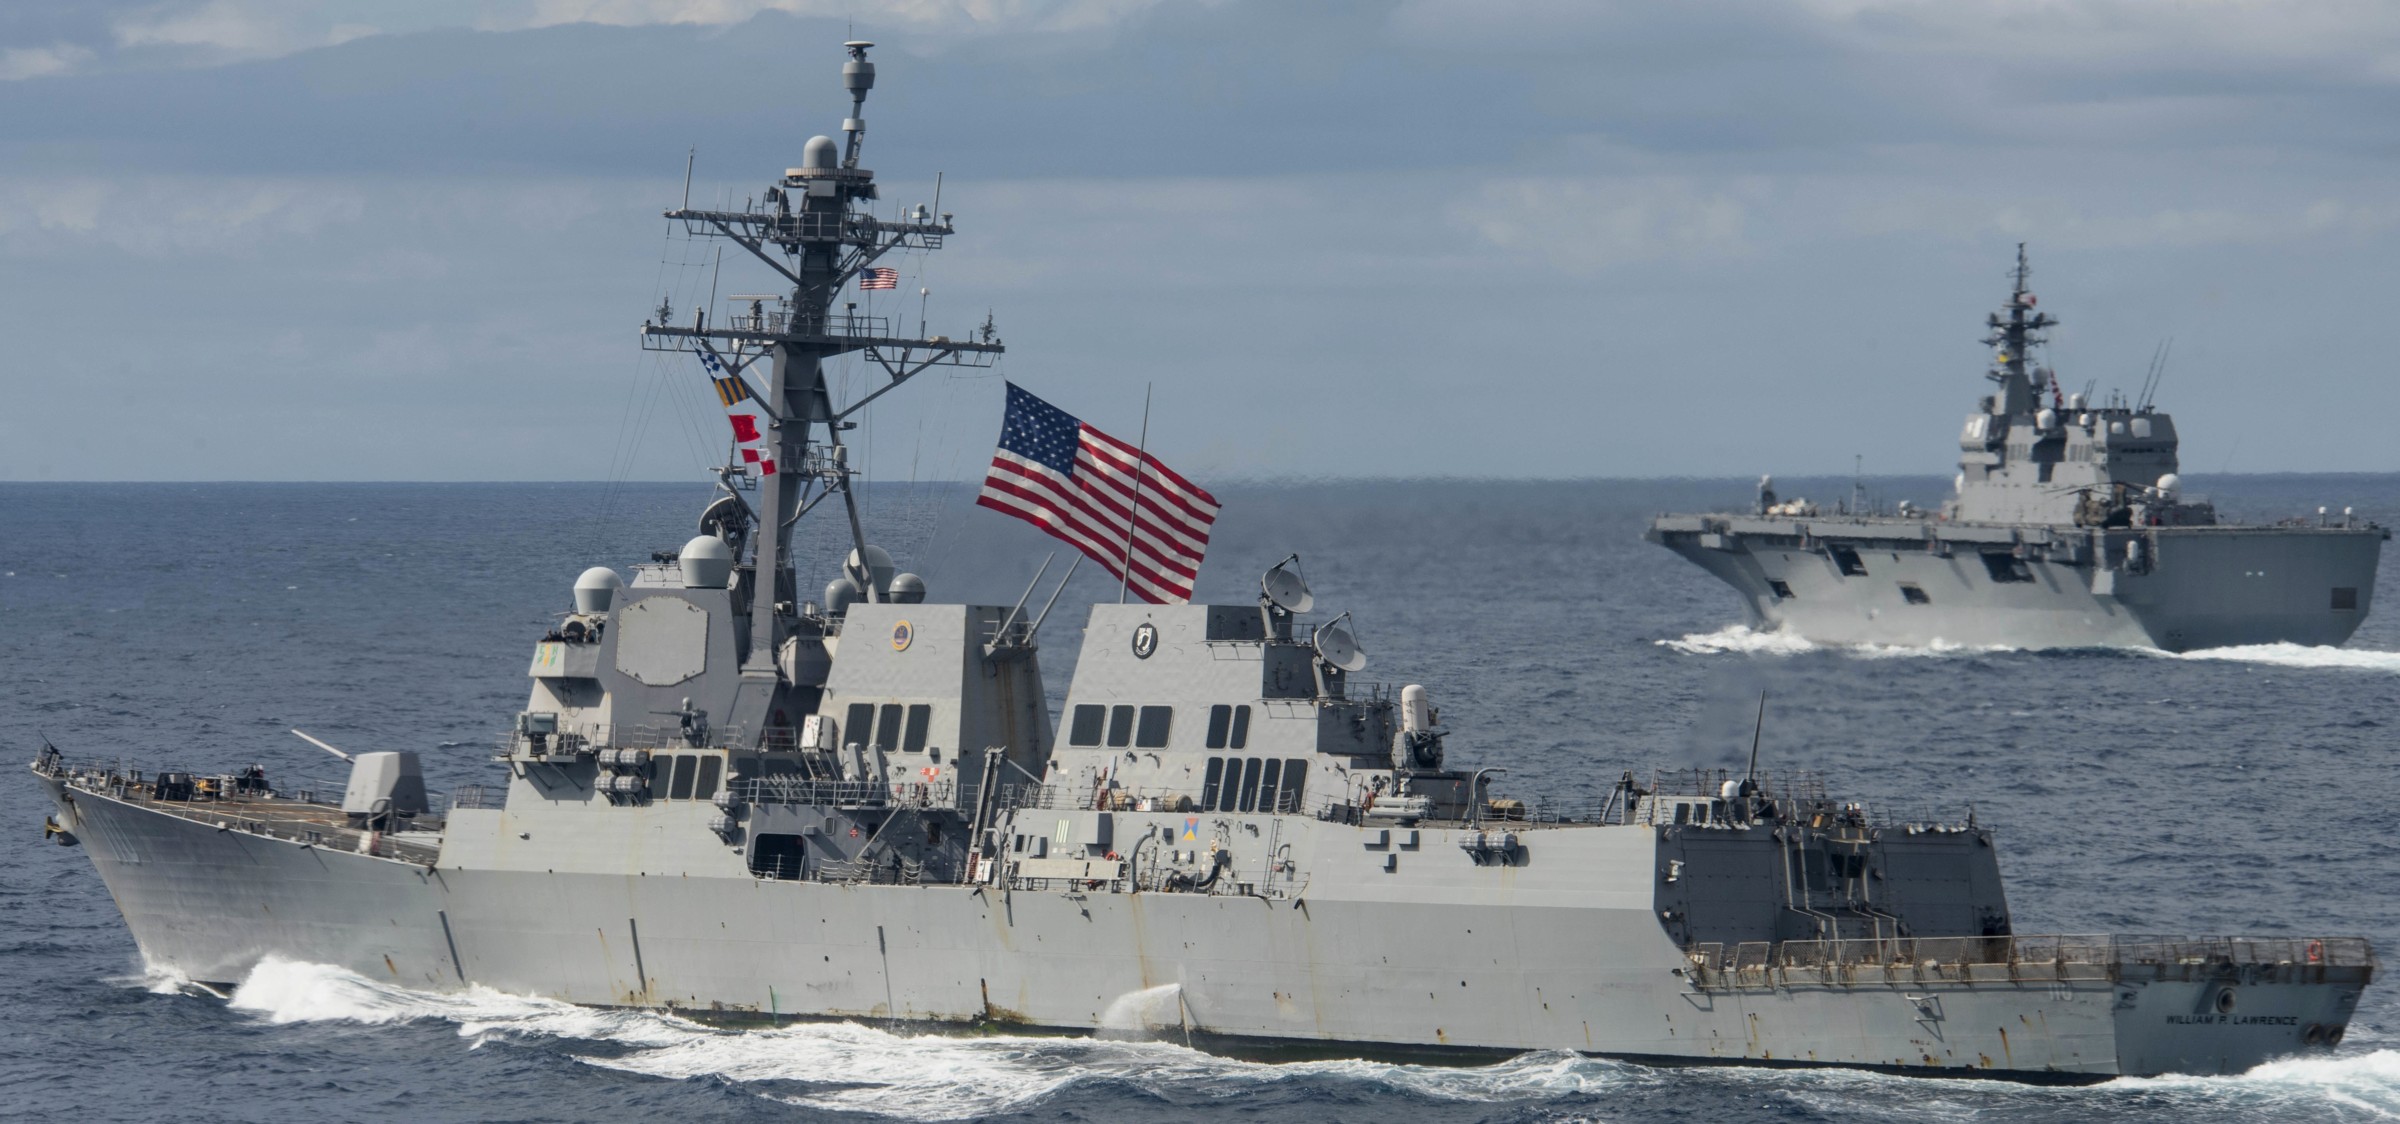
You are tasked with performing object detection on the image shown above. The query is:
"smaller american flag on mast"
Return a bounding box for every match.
[977,383,1218,604]
[859,267,899,290]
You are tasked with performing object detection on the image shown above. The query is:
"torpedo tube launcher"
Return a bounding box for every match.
[32,41,2371,1082]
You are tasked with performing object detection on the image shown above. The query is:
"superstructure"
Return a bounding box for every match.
[34,47,2372,1081]
[1648,249,2386,650]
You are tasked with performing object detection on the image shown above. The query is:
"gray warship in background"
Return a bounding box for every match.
[1649,250,2387,651]
[33,45,2373,1082]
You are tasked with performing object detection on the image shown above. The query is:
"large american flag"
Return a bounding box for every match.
[859,267,899,290]
[977,383,1218,604]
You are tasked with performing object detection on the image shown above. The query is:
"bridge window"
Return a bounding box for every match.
[875,704,903,752]
[669,754,698,800]
[902,704,932,752]
[1107,705,1135,748]
[1237,757,1263,812]
[1230,705,1250,749]
[694,755,722,801]
[1136,706,1173,748]
[845,702,874,749]
[1069,704,1105,746]
[1201,757,1225,809]
[1257,760,1282,812]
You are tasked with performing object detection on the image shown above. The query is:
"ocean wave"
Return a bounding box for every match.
[199,958,2400,1121]
[1661,624,2400,673]
[1656,625,2009,659]
[1656,624,1820,656]
[210,960,1635,1119]
[2152,643,2400,674]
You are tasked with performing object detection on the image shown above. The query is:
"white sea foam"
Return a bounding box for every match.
[1657,624,1820,656]
[1097,982,1184,1037]
[1657,625,2008,659]
[117,962,222,998]
[225,956,700,1047]
[2152,643,2400,674]
[193,958,2400,1120]
[2105,1048,2400,1117]
[1663,623,2400,673]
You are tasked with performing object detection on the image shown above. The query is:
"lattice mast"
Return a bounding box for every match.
[641,41,1002,680]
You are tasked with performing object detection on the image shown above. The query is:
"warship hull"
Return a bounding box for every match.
[1648,515,2385,651]
[42,772,2366,1082]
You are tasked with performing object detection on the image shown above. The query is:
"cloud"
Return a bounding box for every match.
[1453,178,1757,273]
[0,42,93,80]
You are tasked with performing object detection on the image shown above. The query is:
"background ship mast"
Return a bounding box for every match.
[639,40,1003,682]
[1981,242,2055,415]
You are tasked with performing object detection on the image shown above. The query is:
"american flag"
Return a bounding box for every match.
[859,267,899,290]
[977,383,1218,604]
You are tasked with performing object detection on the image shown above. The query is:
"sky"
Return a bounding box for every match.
[4,0,2400,482]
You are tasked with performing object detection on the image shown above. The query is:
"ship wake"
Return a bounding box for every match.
[184,957,2400,1121]
[1661,624,2400,673]
[2150,642,2400,674]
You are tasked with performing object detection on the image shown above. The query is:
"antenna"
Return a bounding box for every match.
[995,552,1053,640]
[681,146,695,211]
[1311,612,1367,673]
[1118,383,1153,604]
[291,728,353,763]
[1261,554,1314,614]
[1745,692,1766,784]
[1025,554,1084,637]
[2137,338,2172,412]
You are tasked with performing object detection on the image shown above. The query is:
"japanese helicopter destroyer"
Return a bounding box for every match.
[1648,249,2387,651]
[33,44,2372,1083]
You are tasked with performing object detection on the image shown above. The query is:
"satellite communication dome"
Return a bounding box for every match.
[2157,473,2182,500]
[889,573,927,604]
[801,135,839,171]
[846,545,896,594]
[680,535,734,589]
[824,577,861,617]
[573,567,624,614]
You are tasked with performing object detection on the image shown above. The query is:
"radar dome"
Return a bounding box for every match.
[889,573,926,604]
[824,577,862,617]
[2157,473,2182,500]
[680,535,734,589]
[573,566,624,614]
[801,135,838,171]
[845,544,895,595]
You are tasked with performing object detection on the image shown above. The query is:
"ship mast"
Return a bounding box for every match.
[1980,243,2055,416]
[640,40,1002,685]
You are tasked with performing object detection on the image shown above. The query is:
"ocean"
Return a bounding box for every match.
[5,475,2399,1122]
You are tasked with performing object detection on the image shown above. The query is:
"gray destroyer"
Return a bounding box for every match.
[33,46,2373,1082]
[1649,250,2386,651]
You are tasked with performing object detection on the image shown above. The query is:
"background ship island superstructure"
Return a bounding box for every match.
[31,46,2376,1083]
[1649,249,2387,651]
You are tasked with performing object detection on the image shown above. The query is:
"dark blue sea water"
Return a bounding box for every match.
[7,475,2400,1122]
